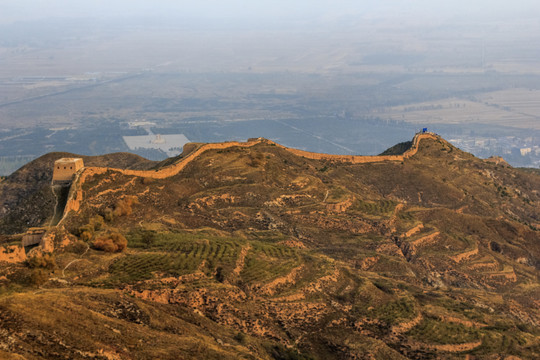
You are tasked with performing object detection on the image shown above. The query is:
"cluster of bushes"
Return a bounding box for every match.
[26,253,58,287]
[75,212,128,253]
[93,232,127,253]
[26,253,57,270]
[103,196,139,222]
[78,215,104,241]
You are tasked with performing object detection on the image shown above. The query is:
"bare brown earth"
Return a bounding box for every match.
[0,134,539,359]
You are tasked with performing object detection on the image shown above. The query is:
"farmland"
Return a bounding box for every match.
[0,16,539,174]
[376,89,540,130]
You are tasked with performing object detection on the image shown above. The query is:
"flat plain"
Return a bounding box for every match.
[0,17,539,174]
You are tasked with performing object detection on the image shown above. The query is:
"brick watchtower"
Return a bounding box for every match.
[52,158,84,184]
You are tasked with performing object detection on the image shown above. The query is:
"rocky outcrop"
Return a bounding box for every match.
[485,156,509,166]
[357,256,380,271]
[0,246,26,263]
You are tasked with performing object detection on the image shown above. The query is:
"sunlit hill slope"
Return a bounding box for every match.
[0,133,539,359]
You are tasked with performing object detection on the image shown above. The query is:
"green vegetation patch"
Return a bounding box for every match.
[353,199,396,217]
[474,330,532,357]
[326,186,349,203]
[245,230,288,243]
[240,242,302,285]
[108,231,242,283]
[353,295,416,326]
[407,316,480,345]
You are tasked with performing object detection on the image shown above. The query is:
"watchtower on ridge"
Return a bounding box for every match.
[52,158,84,184]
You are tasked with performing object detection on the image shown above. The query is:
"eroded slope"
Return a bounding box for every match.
[1,135,540,359]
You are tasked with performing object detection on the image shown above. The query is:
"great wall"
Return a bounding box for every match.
[3,128,536,358]
[17,129,514,291]
[60,132,439,220]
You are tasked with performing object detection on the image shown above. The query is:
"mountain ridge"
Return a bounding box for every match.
[59,132,437,221]
[0,133,539,359]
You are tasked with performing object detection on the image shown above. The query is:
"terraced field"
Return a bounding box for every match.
[353,199,397,218]
[108,232,242,283]
[240,244,302,285]
[1,134,539,359]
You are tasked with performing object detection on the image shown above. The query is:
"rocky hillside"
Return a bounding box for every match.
[1,134,539,359]
[0,152,157,234]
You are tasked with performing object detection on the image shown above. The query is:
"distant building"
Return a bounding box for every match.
[520,148,532,156]
[52,158,84,183]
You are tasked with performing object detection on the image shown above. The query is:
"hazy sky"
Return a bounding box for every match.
[1,0,539,24]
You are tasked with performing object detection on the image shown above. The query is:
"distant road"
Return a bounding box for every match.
[0,72,145,109]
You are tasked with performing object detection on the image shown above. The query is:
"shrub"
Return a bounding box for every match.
[78,223,94,240]
[70,240,89,255]
[90,215,104,231]
[26,253,57,270]
[80,231,92,242]
[141,230,155,249]
[234,332,246,344]
[93,232,127,253]
[215,266,225,283]
[141,177,154,185]
[29,269,49,287]
[78,215,105,240]
[103,208,114,222]
[113,196,139,217]
[269,345,312,360]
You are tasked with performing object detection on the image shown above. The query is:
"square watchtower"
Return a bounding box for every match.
[52,158,84,184]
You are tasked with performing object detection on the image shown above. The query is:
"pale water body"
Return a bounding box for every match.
[122,134,190,157]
